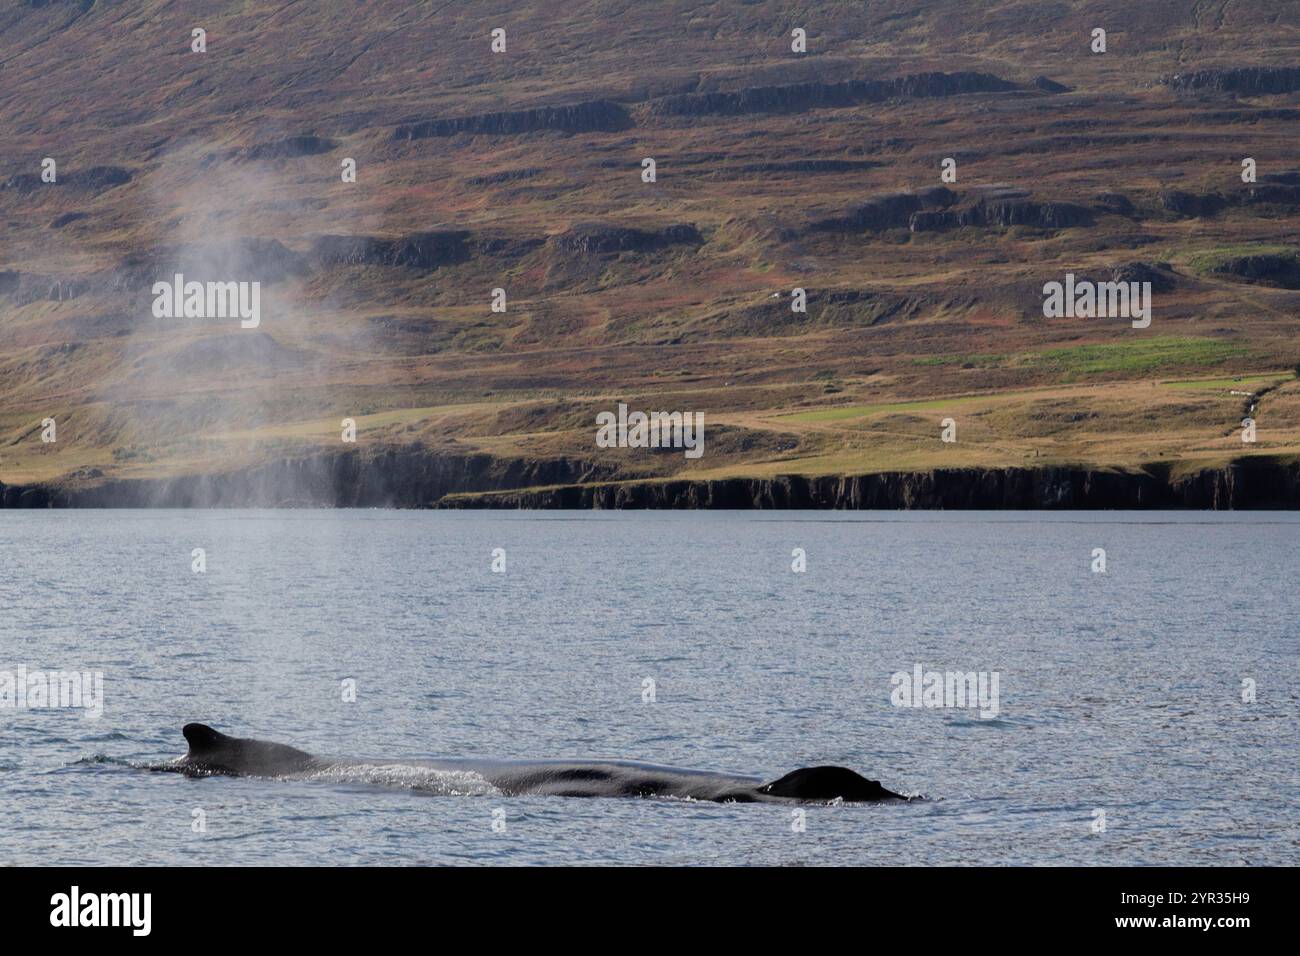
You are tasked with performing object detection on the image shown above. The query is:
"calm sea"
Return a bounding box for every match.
[1,510,1296,865]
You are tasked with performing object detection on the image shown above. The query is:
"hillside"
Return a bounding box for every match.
[2,0,1299,506]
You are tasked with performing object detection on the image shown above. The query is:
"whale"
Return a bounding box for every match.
[174,724,910,803]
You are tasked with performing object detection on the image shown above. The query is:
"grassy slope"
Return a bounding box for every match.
[1,1,1299,492]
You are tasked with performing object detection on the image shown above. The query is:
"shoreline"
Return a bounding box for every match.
[4,452,1299,510]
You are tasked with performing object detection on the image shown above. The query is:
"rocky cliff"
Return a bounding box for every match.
[549,222,702,254]
[646,72,1019,117]
[7,455,1297,510]
[394,100,633,139]
[311,231,473,270]
[439,458,1300,510]
[1,165,132,195]
[0,450,622,508]
[1165,66,1300,95]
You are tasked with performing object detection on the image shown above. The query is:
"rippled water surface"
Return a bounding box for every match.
[1,510,1296,865]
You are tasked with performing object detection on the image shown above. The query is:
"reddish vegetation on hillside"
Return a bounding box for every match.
[1,1,1298,505]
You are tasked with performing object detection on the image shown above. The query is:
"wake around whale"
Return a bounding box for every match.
[174,724,911,804]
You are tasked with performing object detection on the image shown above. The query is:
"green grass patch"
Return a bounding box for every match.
[792,338,1256,423]
[1184,245,1298,277]
[1017,336,1248,376]
[1161,374,1288,392]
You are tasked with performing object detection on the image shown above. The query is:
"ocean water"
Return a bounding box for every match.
[1,510,1296,866]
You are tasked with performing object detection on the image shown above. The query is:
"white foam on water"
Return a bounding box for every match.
[294,763,501,796]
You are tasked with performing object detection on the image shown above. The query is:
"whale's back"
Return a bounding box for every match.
[175,724,908,801]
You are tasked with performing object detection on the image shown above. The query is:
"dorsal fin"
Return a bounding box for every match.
[182,723,229,753]
[178,724,319,776]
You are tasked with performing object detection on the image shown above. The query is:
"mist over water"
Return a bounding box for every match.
[67,139,373,490]
[2,510,1296,865]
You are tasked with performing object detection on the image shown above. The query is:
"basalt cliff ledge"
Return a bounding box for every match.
[2,451,1299,509]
